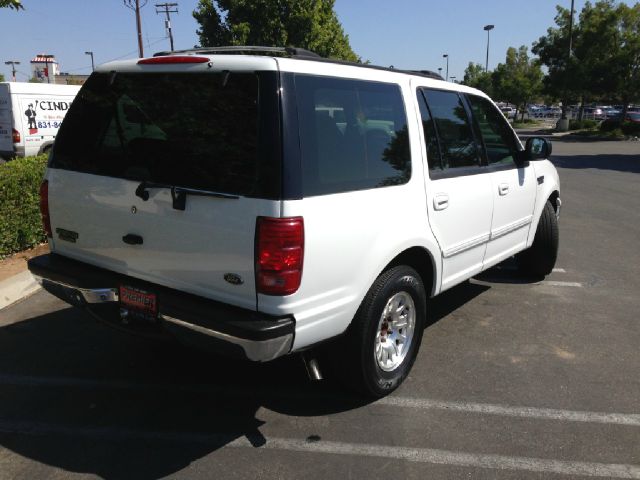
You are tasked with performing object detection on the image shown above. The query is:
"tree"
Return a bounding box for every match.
[462,62,494,96]
[578,1,640,117]
[492,46,543,121]
[193,0,359,61]
[532,5,584,118]
[0,0,23,9]
[0,73,4,82]
[534,1,640,119]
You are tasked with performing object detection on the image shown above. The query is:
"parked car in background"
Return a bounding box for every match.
[500,106,518,119]
[583,107,605,120]
[625,112,640,124]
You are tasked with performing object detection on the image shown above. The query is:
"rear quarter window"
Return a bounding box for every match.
[293,74,410,196]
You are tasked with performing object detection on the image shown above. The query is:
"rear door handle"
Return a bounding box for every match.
[433,194,449,211]
[498,183,510,196]
[122,234,143,245]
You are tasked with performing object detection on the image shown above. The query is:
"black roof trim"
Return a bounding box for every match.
[153,46,321,58]
[152,46,445,81]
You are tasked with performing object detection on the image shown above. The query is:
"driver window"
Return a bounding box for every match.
[467,95,519,166]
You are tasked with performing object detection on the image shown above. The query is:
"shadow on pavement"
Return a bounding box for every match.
[551,153,640,174]
[0,279,490,479]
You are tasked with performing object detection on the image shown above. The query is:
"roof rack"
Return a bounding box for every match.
[153,46,321,59]
[152,46,445,81]
[404,70,444,81]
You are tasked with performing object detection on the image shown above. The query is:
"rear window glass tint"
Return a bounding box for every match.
[51,72,280,198]
[294,74,410,196]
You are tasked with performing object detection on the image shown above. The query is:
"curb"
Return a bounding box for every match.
[0,271,41,310]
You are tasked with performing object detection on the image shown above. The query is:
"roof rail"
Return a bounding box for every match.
[153,46,321,59]
[404,70,444,81]
[151,46,445,82]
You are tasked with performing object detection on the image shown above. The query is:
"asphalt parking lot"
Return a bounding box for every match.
[0,138,639,479]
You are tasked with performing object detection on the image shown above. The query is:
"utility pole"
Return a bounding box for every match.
[124,0,147,58]
[155,2,178,52]
[4,60,20,81]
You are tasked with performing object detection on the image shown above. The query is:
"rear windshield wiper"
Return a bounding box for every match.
[135,181,239,211]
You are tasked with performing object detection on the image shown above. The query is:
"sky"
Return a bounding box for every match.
[0,0,606,82]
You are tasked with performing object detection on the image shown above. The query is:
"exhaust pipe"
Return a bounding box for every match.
[302,354,323,381]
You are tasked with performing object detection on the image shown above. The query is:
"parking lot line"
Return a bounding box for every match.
[0,420,638,478]
[537,280,583,287]
[552,268,567,273]
[377,397,640,426]
[1,373,639,427]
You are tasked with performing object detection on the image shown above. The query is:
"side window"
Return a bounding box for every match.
[295,75,410,196]
[416,90,442,170]
[467,94,519,166]
[422,89,480,169]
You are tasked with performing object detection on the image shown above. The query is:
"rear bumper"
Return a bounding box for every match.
[28,253,295,362]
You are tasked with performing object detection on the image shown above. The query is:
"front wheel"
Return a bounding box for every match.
[339,266,426,398]
[518,200,559,276]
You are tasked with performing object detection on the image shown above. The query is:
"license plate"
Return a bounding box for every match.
[119,285,157,315]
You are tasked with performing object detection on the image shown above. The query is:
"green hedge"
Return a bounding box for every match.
[569,119,598,130]
[0,155,48,258]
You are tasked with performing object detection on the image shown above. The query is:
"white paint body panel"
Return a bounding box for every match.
[48,169,279,310]
[483,165,537,270]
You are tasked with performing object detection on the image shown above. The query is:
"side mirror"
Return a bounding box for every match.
[525,137,552,160]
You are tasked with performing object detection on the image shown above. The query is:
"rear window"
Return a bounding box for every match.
[51,71,281,198]
[294,74,410,196]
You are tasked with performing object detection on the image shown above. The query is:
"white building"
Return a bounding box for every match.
[30,54,60,83]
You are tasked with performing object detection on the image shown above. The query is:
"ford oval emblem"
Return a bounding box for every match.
[224,273,244,286]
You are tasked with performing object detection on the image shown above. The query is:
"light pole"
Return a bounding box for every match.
[84,51,95,72]
[483,24,494,72]
[450,76,457,83]
[4,60,20,81]
[437,67,443,79]
[442,54,449,82]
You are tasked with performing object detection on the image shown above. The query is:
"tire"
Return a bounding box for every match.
[338,265,426,398]
[518,200,559,276]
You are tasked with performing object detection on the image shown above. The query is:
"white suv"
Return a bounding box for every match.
[29,47,560,397]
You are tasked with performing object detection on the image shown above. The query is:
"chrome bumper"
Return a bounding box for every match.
[34,276,294,362]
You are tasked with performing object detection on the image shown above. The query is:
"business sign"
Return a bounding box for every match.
[20,97,72,137]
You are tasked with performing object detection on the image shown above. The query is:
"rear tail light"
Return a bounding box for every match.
[39,180,52,237]
[256,217,304,296]
[12,128,20,144]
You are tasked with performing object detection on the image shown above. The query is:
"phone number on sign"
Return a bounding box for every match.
[37,121,62,129]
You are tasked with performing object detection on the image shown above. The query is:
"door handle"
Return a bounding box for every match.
[122,234,143,245]
[498,183,510,196]
[433,194,449,211]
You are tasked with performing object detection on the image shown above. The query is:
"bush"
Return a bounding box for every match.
[0,155,48,257]
[569,119,598,130]
[600,118,622,132]
[621,121,640,136]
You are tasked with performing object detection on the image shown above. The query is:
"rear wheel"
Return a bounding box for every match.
[338,266,426,397]
[518,200,559,276]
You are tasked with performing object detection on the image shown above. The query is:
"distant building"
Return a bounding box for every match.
[30,54,60,83]
[54,73,89,86]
